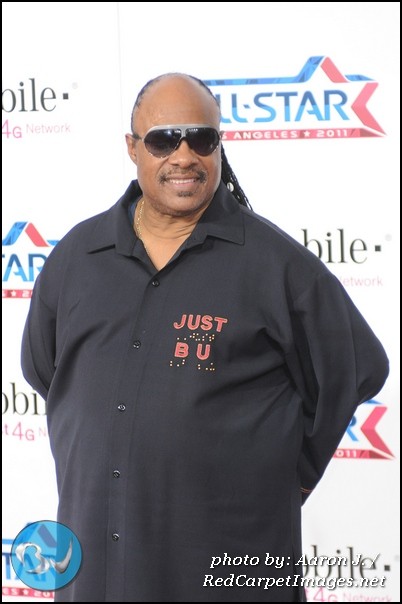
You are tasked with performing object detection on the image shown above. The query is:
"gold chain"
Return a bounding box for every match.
[135,198,150,256]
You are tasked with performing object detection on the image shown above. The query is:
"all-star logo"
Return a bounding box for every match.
[2,222,58,298]
[2,222,58,248]
[335,399,393,460]
[206,57,384,140]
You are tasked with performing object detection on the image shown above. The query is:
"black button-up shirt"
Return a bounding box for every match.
[21,180,389,602]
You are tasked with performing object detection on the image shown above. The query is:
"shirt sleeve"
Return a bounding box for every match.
[21,278,56,401]
[285,272,389,501]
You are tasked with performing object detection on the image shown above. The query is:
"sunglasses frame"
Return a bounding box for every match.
[132,124,221,158]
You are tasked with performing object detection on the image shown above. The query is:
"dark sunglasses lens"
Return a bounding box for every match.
[144,129,181,157]
[186,128,220,156]
[143,127,220,157]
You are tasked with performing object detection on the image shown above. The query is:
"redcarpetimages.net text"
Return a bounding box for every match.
[203,575,386,590]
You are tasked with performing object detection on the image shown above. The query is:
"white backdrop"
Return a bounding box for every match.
[2,2,400,601]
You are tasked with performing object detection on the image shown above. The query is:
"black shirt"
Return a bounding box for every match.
[21,180,389,602]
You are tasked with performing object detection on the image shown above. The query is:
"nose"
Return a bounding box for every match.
[168,138,198,166]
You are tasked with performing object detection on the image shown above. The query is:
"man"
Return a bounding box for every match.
[21,73,389,602]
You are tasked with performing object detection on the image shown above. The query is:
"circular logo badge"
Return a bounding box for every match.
[11,520,82,591]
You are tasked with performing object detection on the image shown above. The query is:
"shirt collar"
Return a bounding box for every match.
[87,180,245,255]
[189,181,245,247]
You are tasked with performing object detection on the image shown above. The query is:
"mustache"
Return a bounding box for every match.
[159,170,207,184]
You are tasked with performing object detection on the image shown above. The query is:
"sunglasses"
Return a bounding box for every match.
[132,124,221,158]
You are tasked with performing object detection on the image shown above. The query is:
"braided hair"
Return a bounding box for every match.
[131,73,252,209]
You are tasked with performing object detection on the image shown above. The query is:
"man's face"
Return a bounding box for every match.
[126,76,222,218]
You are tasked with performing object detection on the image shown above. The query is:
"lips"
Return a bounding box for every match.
[159,170,207,186]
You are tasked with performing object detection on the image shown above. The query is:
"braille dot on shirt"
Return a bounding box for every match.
[112,533,120,541]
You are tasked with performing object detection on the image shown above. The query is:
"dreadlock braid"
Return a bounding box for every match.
[220,146,251,209]
[131,72,252,209]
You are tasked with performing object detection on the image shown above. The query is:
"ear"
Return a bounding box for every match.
[125,133,138,166]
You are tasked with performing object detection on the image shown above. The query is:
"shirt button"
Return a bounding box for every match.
[113,470,120,478]
[117,404,126,412]
[112,533,120,541]
[133,340,141,348]
[152,279,160,287]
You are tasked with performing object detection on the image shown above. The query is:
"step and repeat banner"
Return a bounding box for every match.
[2,2,400,602]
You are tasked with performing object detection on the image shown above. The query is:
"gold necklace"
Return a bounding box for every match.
[135,198,150,255]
